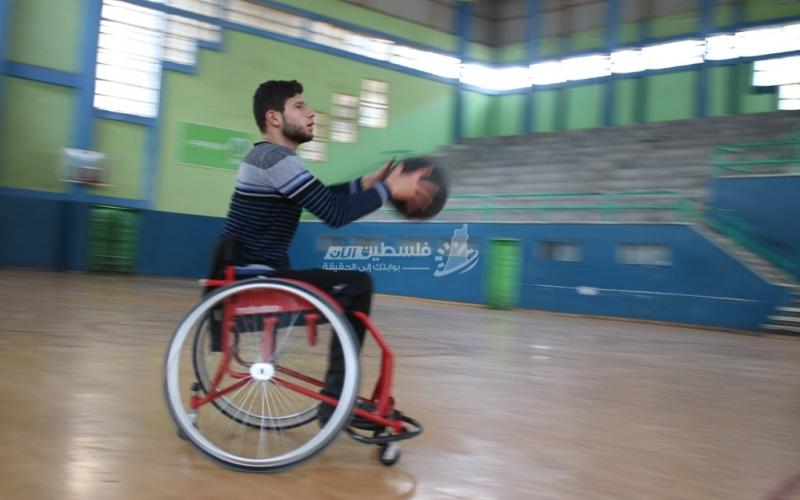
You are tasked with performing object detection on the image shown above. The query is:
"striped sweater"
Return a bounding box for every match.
[223,141,389,270]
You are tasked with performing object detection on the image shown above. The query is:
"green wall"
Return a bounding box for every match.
[614,78,637,126]
[1,0,796,216]
[280,0,457,53]
[498,43,526,63]
[0,78,73,192]
[534,89,558,133]
[157,30,455,216]
[491,94,525,136]
[745,0,800,22]
[0,0,84,193]
[95,119,146,200]
[648,71,696,122]
[462,90,492,139]
[566,83,603,129]
[8,0,82,72]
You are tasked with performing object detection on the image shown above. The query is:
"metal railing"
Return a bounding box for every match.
[710,139,800,176]
[370,189,701,222]
[703,208,798,280]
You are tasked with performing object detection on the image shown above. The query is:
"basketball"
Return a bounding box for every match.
[390,156,449,220]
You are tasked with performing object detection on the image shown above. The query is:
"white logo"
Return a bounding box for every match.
[322,224,479,278]
[434,224,480,277]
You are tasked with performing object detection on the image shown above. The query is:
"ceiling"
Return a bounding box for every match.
[342,0,739,46]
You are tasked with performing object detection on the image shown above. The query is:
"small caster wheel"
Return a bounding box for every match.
[379,442,401,466]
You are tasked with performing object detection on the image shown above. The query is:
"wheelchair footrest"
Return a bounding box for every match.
[346,413,423,445]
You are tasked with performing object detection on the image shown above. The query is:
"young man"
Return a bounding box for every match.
[222,80,436,424]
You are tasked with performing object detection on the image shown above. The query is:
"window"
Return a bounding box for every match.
[359,79,389,128]
[96,1,800,116]
[610,49,646,73]
[463,63,532,90]
[165,0,222,17]
[330,93,359,143]
[94,0,164,117]
[753,56,800,87]
[779,84,800,110]
[617,244,672,266]
[164,14,220,65]
[641,40,704,70]
[562,54,611,80]
[226,0,305,38]
[539,241,582,262]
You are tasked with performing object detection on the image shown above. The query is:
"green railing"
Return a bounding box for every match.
[374,189,701,222]
[704,209,798,280]
[710,139,800,176]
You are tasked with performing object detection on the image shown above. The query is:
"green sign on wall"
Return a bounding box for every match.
[178,122,254,171]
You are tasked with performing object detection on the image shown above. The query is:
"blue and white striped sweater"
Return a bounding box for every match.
[223,142,389,270]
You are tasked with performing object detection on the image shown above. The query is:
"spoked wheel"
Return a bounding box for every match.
[164,278,360,472]
[193,317,320,429]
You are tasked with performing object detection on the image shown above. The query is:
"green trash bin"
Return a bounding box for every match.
[486,238,522,309]
[88,205,139,273]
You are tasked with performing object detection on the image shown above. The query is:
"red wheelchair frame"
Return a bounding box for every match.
[197,266,421,450]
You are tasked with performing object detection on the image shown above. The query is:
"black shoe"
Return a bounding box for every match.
[317,400,385,431]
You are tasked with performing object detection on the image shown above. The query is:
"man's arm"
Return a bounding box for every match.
[327,178,364,195]
[264,155,388,228]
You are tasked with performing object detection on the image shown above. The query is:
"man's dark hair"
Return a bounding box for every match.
[252,80,304,132]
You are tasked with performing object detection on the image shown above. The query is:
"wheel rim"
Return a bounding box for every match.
[165,280,360,470]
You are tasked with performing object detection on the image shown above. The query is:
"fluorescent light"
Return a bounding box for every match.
[391,45,460,79]
[530,61,566,85]
[562,54,610,80]
[705,34,738,60]
[643,40,704,70]
[461,63,531,91]
[753,56,800,86]
[610,49,646,73]
[737,26,787,57]
[779,83,800,99]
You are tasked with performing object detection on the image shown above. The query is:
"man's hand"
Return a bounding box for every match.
[361,157,395,190]
[383,162,439,213]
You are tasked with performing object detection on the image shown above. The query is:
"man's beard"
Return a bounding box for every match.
[283,122,313,144]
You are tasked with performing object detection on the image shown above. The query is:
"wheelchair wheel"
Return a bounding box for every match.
[193,317,319,429]
[164,278,360,472]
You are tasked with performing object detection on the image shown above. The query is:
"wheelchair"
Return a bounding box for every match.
[163,266,423,472]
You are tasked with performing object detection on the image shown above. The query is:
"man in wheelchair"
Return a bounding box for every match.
[216,79,436,427]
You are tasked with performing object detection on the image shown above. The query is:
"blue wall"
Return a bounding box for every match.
[0,193,91,270]
[712,175,800,280]
[137,210,225,278]
[0,191,790,331]
[294,221,790,331]
[0,191,223,276]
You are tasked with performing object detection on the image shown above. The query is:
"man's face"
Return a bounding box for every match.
[280,94,315,145]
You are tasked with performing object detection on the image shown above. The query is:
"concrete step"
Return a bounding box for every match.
[695,224,797,286]
[762,324,800,334]
[767,315,800,324]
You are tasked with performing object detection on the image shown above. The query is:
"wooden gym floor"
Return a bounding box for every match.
[0,268,798,500]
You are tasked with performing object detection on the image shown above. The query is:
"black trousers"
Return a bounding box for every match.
[273,268,373,399]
